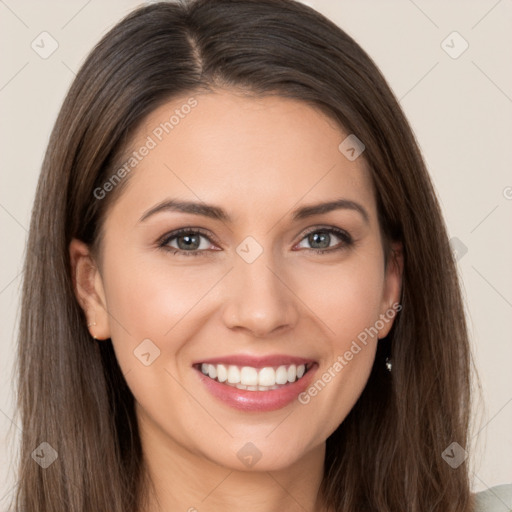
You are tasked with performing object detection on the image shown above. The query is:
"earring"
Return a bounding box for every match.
[87,322,97,340]
[385,357,392,372]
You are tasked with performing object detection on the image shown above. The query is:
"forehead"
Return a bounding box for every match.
[110,89,376,224]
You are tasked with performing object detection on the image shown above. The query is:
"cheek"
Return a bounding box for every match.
[99,247,236,398]
[292,253,385,437]
[99,252,206,427]
[294,249,385,343]
[102,238,385,370]
[102,250,216,340]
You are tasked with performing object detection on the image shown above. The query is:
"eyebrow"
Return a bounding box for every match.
[139,198,370,224]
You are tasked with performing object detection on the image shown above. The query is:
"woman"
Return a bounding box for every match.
[13,0,509,510]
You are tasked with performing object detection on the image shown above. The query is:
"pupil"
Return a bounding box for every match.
[310,232,329,249]
[178,234,200,250]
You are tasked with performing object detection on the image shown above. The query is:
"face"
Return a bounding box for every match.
[71,89,402,473]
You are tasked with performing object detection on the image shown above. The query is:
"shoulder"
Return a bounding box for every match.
[473,484,512,512]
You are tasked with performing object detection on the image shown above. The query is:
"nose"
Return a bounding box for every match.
[221,250,300,338]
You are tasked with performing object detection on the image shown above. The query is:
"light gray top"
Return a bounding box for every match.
[474,484,512,511]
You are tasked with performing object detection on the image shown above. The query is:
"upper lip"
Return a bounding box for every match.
[193,354,316,369]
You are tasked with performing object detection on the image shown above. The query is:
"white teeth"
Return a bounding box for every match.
[258,367,276,387]
[222,382,281,391]
[199,362,311,390]
[275,365,288,385]
[227,365,241,384]
[240,366,258,386]
[217,364,228,383]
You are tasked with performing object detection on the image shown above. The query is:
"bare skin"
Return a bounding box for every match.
[70,89,402,512]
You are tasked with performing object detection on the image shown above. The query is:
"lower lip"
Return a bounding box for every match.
[194,364,318,412]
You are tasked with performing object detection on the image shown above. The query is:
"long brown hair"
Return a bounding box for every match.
[13,0,479,510]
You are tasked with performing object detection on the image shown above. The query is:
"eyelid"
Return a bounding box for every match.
[295,224,351,240]
[158,225,352,250]
[293,224,353,247]
[157,226,222,249]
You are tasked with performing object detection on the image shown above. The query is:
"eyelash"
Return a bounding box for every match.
[157,226,354,257]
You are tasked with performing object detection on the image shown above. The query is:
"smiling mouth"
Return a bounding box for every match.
[194,362,314,391]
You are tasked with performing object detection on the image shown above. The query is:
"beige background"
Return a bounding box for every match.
[1,0,511,505]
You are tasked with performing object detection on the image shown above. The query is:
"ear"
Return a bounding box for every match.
[377,241,403,339]
[69,238,111,340]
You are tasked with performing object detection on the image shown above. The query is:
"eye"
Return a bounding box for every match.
[158,228,217,257]
[158,226,354,257]
[295,226,353,254]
